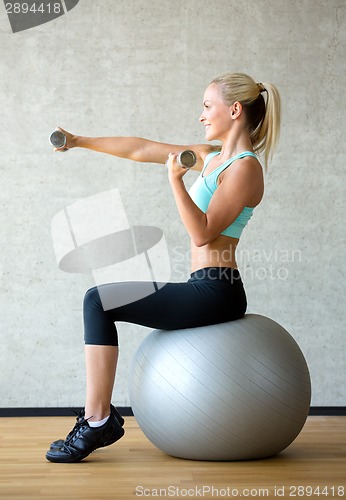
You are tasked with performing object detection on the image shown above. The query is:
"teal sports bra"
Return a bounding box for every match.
[188,151,258,239]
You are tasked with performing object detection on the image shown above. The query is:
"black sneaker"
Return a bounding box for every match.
[46,406,125,463]
[49,405,124,450]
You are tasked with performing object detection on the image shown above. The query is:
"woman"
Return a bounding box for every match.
[46,72,281,463]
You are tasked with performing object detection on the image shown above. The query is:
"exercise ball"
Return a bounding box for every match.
[129,314,311,461]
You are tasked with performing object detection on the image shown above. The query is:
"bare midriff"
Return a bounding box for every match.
[190,234,239,272]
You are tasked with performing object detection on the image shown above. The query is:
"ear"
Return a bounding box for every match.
[230,101,243,119]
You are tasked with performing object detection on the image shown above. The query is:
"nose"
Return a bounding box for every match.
[199,113,205,123]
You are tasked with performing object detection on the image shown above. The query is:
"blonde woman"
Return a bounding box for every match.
[46,72,281,463]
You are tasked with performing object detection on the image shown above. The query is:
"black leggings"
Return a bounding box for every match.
[83,267,247,346]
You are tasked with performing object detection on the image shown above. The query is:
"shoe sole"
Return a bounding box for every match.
[46,427,125,463]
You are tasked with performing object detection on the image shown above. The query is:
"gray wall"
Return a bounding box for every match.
[0,0,345,408]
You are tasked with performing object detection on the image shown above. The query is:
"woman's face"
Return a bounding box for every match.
[199,83,233,141]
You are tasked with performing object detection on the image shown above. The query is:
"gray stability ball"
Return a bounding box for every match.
[129,314,311,461]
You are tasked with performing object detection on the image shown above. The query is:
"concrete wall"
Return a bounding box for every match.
[0,0,345,408]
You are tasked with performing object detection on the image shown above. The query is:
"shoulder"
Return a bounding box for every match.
[190,144,221,171]
[224,154,262,179]
[219,156,264,206]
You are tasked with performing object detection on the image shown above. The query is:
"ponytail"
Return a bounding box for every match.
[211,73,281,169]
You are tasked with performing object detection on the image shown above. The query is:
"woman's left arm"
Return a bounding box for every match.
[167,154,262,247]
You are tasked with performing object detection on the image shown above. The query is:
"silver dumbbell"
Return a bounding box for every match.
[177,150,197,169]
[166,150,197,169]
[49,130,67,149]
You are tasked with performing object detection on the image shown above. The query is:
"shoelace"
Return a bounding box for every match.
[61,415,95,454]
[64,409,92,445]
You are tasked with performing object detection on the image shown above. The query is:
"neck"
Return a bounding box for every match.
[218,127,253,161]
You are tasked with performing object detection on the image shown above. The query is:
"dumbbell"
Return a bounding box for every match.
[177,150,197,169]
[49,130,67,149]
[166,150,197,169]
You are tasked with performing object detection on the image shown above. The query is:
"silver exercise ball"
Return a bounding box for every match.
[129,314,311,461]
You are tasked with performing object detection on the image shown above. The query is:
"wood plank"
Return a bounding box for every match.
[0,416,345,499]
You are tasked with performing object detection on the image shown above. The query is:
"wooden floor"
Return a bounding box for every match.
[0,416,345,499]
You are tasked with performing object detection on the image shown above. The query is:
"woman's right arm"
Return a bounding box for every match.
[54,127,217,170]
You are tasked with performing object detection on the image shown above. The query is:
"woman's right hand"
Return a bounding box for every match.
[53,127,77,152]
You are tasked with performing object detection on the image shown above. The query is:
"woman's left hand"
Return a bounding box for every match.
[166,153,189,183]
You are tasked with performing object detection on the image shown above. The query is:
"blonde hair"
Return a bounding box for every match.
[211,72,281,168]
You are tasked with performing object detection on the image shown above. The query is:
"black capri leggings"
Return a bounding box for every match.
[83,267,247,346]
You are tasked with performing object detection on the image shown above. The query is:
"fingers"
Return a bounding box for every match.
[166,152,189,182]
[165,152,176,169]
[168,152,176,162]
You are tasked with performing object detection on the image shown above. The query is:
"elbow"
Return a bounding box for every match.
[192,238,207,248]
[192,232,214,248]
